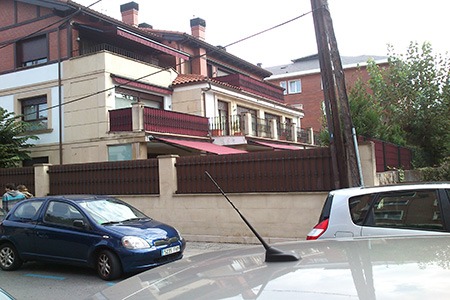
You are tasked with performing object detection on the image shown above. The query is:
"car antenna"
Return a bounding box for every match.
[205,171,300,262]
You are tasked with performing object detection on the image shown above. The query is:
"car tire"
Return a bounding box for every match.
[97,249,121,281]
[0,243,23,271]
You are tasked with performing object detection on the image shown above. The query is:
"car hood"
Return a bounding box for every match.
[88,235,450,300]
[103,219,178,241]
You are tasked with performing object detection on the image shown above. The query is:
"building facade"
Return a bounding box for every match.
[0,0,310,166]
[265,54,388,133]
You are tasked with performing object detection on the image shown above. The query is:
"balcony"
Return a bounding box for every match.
[214,74,285,103]
[110,105,209,137]
[209,114,315,144]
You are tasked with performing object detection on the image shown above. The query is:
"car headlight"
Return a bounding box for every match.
[122,236,151,249]
[176,229,183,240]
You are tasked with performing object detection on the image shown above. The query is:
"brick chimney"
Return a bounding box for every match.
[120,2,139,27]
[190,17,206,40]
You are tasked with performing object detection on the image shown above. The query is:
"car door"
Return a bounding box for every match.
[34,201,101,264]
[2,200,44,258]
[361,189,448,237]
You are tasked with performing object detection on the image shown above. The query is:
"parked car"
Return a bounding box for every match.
[0,288,15,300]
[0,195,185,280]
[87,234,450,299]
[307,182,450,240]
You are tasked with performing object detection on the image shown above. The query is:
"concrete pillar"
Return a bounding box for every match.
[34,164,51,197]
[158,155,179,196]
[270,119,278,139]
[132,102,144,131]
[290,123,298,142]
[243,112,252,136]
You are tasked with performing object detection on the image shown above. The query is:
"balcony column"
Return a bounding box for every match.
[132,102,145,131]
[290,123,298,142]
[270,119,278,139]
[243,112,252,136]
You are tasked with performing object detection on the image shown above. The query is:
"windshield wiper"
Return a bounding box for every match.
[121,217,150,223]
[101,221,122,226]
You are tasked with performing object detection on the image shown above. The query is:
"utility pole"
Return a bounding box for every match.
[311,0,363,187]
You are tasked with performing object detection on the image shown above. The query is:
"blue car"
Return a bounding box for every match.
[0,195,185,280]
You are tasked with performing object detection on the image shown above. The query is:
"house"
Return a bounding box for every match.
[0,0,310,166]
[265,54,388,133]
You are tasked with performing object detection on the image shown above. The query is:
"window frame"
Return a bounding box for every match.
[16,34,48,68]
[21,95,48,131]
[279,81,287,95]
[288,79,301,94]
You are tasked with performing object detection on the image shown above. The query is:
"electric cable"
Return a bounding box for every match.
[4,4,322,122]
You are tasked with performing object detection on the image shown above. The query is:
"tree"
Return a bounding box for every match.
[347,42,450,166]
[0,107,38,168]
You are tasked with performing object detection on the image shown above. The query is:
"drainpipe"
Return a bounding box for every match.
[58,26,63,165]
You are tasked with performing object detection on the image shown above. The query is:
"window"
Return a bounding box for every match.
[22,96,47,131]
[115,87,162,109]
[44,201,85,227]
[12,200,44,220]
[350,190,444,231]
[288,79,301,94]
[108,144,132,161]
[16,35,48,67]
[279,81,287,95]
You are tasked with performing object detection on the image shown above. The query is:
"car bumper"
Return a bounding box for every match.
[119,239,186,273]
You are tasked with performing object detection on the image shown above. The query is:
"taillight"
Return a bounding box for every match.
[306,219,329,240]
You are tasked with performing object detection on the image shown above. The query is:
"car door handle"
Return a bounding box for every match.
[36,231,47,238]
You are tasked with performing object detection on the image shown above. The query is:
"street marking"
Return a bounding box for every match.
[25,274,66,280]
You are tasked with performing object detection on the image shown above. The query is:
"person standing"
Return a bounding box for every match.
[17,184,34,199]
[2,183,26,211]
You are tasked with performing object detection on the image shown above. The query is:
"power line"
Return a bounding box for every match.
[5,6,317,122]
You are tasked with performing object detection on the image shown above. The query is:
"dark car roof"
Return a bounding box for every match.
[88,234,450,299]
[32,195,117,202]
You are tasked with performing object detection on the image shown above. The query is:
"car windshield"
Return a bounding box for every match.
[78,198,149,225]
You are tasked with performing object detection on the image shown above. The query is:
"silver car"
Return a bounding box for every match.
[307,183,450,240]
[88,235,450,299]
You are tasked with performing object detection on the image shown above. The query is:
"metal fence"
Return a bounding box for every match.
[358,136,412,172]
[0,167,35,195]
[176,147,334,193]
[48,160,159,195]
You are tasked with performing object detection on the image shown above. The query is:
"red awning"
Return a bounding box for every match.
[251,141,302,150]
[157,138,247,155]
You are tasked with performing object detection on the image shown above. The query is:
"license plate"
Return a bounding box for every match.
[161,245,180,256]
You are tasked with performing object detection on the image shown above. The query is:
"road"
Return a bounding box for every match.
[0,242,252,300]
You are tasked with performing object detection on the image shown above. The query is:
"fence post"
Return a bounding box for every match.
[132,102,145,131]
[34,164,51,197]
[158,155,179,196]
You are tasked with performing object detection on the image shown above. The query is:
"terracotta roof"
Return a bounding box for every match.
[172,74,243,92]
[172,74,208,85]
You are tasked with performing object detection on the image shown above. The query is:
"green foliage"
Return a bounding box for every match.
[333,42,450,166]
[0,107,38,168]
[418,157,450,181]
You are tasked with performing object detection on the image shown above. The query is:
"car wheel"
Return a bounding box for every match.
[97,249,121,281]
[0,243,23,271]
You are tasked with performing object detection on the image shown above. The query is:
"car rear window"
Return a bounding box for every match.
[349,193,376,225]
[318,194,333,223]
[350,189,444,231]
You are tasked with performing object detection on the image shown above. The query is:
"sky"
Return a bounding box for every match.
[74,0,450,67]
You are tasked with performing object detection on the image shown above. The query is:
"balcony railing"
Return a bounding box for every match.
[109,107,210,137]
[214,74,285,103]
[209,114,314,144]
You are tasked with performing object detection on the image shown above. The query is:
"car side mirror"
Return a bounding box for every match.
[73,219,88,230]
